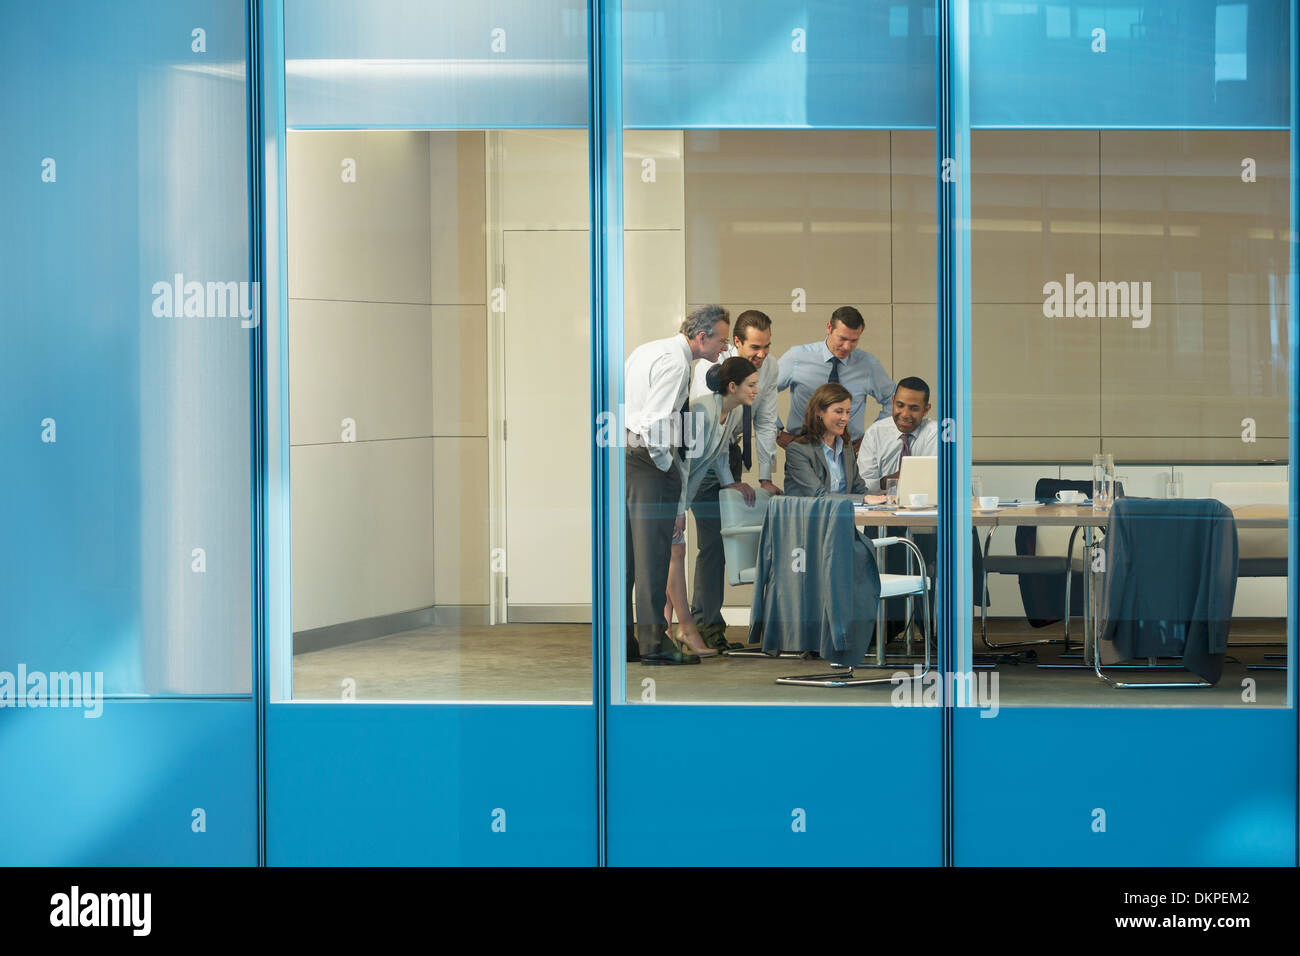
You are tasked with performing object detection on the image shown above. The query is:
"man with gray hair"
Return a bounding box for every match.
[624,305,730,664]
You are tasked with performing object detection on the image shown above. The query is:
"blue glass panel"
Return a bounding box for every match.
[623,0,936,128]
[607,706,943,865]
[267,704,598,864]
[970,0,1291,128]
[0,701,257,865]
[955,708,1296,865]
[1,1,252,694]
[284,0,589,128]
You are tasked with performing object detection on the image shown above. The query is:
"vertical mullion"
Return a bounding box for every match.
[589,0,625,868]
[1288,0,1299,866]
[246,0,266,869]
[937,0,972,869]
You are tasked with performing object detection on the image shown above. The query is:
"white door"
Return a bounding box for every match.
[502,230,592,611]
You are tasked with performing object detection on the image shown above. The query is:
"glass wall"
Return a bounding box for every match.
[965,2,1292,707]
[281,3,594,703]
[2,1,254,698]
[616,1,940,705]
[1,0,259,866]
[954,0,1295,866]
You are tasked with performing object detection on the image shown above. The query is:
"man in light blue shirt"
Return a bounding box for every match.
[774,306,895,454]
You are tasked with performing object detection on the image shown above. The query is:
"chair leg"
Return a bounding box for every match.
[876,584,887,668]
[1062,565,1072,651]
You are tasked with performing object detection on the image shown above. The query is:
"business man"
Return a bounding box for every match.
[854,375,950,646]
[773,305,895,455]
[625,305,730,665]
[856,376,939,492]
[686,309,781,649]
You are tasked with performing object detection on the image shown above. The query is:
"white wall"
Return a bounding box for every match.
[287,130,488,632]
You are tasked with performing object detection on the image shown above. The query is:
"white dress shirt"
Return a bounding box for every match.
[691,345,781,482]
[855,416,939,492]
[625,334,694,473]
[680,392,745,512]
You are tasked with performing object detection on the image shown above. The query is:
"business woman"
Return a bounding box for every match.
[665,356,759,656]
[783,382,870,500]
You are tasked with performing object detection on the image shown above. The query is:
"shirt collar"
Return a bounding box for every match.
[894,417,932,439]
[675,334,694,363]
[822,435,843,457]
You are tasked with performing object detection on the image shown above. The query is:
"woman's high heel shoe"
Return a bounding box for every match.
[671,625,718,658]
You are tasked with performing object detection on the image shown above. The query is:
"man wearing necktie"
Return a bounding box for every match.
[855,376,938,492]
[856,377,939,643]
[772,305,896,458]
[624,305,731,664]
[687,310,781,649]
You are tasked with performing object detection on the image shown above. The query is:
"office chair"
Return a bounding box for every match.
[1208,481,1286,651]
[1093,497,1236,688]
[980,477,1122,652]
[778,534,932,687]
[717,487,801,658]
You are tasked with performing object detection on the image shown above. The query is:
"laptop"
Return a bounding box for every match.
[897,455,938,506]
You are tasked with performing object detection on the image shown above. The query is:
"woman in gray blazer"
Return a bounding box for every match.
[784,383,869,500]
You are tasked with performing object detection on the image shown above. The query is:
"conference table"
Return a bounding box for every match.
[850,501,1288,677]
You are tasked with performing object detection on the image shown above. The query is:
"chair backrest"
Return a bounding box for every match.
[1100,497,1238,682]
[1209,481,1287,560]
[749,494,875,661]
[719,487,771,586]
[1102,496,1237,620]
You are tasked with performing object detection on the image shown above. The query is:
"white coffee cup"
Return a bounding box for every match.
[977,496,998,511]
[908,492,929,508]
[1056,489,1084,503]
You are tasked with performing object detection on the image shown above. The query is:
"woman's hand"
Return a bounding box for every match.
[863,494,888,506]
[725,482,757,506]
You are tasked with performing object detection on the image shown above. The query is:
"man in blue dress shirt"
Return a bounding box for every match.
[773,305,895,456]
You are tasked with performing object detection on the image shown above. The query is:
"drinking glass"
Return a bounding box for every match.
[1164,471,1184,499]
[1092,453,1115,510]
[886,478,899,507]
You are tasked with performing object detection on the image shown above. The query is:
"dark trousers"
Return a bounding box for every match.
[625,446,681,658]
[688,476,725,628]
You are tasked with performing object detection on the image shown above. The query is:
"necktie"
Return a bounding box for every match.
[741,405,753,471]
[828,356,841,384]
[900,432,911,460]
[678,390,690,460]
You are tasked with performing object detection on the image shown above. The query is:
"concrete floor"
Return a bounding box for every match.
[293,617,1288,706]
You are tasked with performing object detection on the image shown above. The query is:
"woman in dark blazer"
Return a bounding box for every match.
[783,382,870,500]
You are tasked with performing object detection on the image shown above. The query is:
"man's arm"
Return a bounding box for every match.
[774,348,803,447]
[856,428,884,493]
[754,364,782,484]
[869,354,897,423]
